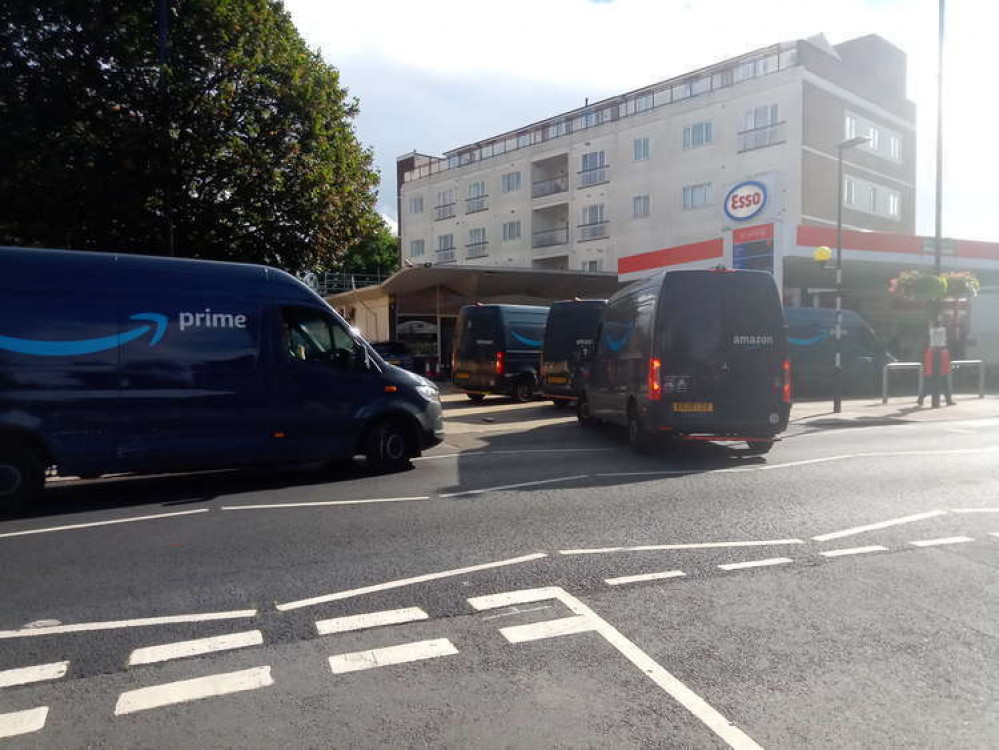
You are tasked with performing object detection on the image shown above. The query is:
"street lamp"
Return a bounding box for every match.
[832,135,870,414]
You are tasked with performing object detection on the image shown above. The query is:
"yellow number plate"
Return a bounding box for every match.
[547,375,568,384]
[673,401,714,413]
[455,372,470,380]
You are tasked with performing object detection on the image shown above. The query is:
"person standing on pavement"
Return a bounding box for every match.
[918,319,954,408]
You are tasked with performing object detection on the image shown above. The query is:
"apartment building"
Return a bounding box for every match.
[397,34,931,298]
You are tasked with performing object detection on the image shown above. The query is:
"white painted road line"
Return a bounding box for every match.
[594,470,700,478]
[114,666,273,715]
[469,587,763,750]
[0,509,209,540]
[812,510,947,542]
[0,609,258,640]
[415,447,614,461]
[819,545,887,558]
[328,638,458,674]
[605,570,686,586]
[718,557,794,571]
[0,661,68,688]
[559,539,804,555]
[910,536,974,548]
[221,496,429,511]
[991,533,999,539]
[499,615,593,644]
[439,474,589,498]
[315,607,429,636]
[276,552,548,611]
[951,508,999,513]
[128,630,263,666]
[0,707,49,740]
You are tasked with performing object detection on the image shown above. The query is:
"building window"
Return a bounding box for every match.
[888,191,900,218]
[435,189,456,220]
[581,109,599,129]
[843,177,856,206]
[683,121,713,150]
[868,185,878,213]
[467,227,487,258]
[502,220,521,242]
[635,93,653,113]
[583,260,603,272]
[579,203,607,240]
[502,171,521,193]
[867,127,880,150]
[889,134,901,161]
[437,233,455,262]
[682,182,713,210]
[632,194,650,219]
[409,239,425,257]
[844,114,858,140]
[671,81,691,101]
[633,137,650,161]
[466,181,487,213]
[409,196,423,214]
[739,104,781,151]
[580,150,608,187]
[691,75,711,95]
[546,120,568,139]
[516,132,532,149]
[735,60,756,82]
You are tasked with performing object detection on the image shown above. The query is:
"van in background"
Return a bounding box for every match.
[541,299,606,407]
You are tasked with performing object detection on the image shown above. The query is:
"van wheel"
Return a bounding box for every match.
[512,379,534,403]
[467,393,486,402]
[577,395,598,427]
[0,441,45,513]
[627,407,654,454]
[552,399,569,409]
[745,440,774,455]
[364,419,412,472]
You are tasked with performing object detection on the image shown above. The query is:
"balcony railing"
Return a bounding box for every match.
[465,195,489,213]
[466,241,489,259]
[578,220,609,241]
[435,248,456,263]
[532,227,569,249]
[737,121,786,153]
[435,203,456,220]
[532,176,569,199]
[578,165,609,188]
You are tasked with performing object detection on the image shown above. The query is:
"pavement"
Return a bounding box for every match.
[1,391,998,748]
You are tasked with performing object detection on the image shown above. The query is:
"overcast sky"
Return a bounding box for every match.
[285,0,996,242]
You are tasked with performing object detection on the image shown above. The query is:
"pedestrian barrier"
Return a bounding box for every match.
[881,362,923,404]
[948,359,986,399]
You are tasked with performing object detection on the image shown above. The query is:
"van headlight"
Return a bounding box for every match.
[416,384,440,402]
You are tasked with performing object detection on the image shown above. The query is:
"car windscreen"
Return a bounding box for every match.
[543,304,604,360]
[502,308,548,350]
[456,307,502,358]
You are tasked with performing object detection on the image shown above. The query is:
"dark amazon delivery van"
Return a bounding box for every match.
[0,248,444,509]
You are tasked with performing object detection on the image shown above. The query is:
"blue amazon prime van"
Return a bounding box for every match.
[0,247,444,509]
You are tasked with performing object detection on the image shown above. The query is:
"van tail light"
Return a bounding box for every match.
[781,358,792,403]
[495,351,505,375]
[648,357,662,401]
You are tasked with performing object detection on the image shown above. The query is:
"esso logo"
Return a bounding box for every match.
[724,181,767,221]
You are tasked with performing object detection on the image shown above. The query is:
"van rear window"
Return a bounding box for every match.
[457,308,501,357]
[502,309,547,350]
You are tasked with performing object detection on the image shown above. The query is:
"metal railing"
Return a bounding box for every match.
[466,241,489,259]
[578,220,609,241]
[435,248,456,263]
[578,166,609,188]
[882,359,986,403]
[435,203,456,220]
[882,362,923,404]
[737,121,787,153]
[314,271,392,295]
[949,360,986,398]
[465,195,488,213]
[532,176,569,199]
[532,227,569,249]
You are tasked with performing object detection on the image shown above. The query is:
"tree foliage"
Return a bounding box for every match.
[336,218,398,275]
[0,0,379,273]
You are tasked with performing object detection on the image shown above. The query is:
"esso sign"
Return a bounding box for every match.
[724,181,767,221]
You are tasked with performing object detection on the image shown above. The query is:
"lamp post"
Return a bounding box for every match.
[832,135,870,413]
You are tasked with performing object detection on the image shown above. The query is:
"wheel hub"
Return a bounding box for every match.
[0,463,22,497]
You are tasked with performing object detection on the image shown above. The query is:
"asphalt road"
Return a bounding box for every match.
[1,397,998,748]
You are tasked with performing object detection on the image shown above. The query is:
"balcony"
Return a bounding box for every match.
[435,248,456,263]
[578,165,609,188]
[466,241,489,259]
[532,176,569,199]
[465,195,489,214]
[435,203,456,220]
[737,121,786,153]
[578,220,609,242]
[532,227,569,249]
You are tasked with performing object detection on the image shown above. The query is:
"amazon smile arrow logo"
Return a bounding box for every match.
[0,312,168,357]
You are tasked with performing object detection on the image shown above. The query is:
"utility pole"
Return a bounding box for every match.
[157,0,175,257]
[934,0,945,274]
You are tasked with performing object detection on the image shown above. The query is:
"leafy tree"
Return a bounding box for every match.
[0,0,378,273]
[335,217,399,276]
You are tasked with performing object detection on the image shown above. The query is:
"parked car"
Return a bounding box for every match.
[372,340,423,374]
[541,299,607,407]
[452,304,549,402]
[578,269,790,454]
[0,247,444,510]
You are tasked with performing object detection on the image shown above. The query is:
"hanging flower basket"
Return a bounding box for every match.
[888,270,947,302]
[942,271,980,299]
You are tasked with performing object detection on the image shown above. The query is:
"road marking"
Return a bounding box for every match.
[559,539,804,555]
[439,474,589,498]
[221,496,429,511]
[594,470,701,478]
[0,609,258,640]
[128,630,263,666]
[951,508,999,513]
[328,638,458,674]
[414,448,613,462]
[812,510,947,542]
[910,536,974,548]
[758,455,852,470]
[718,557,793,571]
[0,707,49,740]
[819,545,887,558]
[114,666,273,715]
[499,615,593,643]
[275,552,548,611]
[481,604,552,621]
[991,533,999,539]
[605,570,686,586]
[315,607,429,635]
[469,587,763,750]
[0,661,68,688]
[0,509,208,540]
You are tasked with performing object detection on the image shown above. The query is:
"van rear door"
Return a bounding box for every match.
[453,307,501,391]
[660,272,785,428]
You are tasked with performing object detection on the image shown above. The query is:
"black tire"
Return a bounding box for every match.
[577,395,598,428]
[745,440,774,455]
[466,393,486,402]
[627,406,654,454]
[0,441,45,513]
[363,418,412,471]
[552,399,569,409]
[512,379,534,403]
